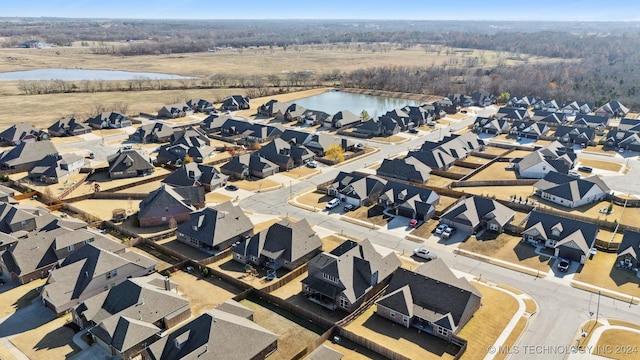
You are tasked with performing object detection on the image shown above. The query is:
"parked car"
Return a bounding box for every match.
[306,161,318,168]
[426,121,436,127]
[557,258,570,272]
[619,148,625,153]
[344,203,358,212]
[413,248,438,260]
[326,198,340,209]
[225,184,239,191]
[408,128,419,134]
[442,226,457,239]
[578,166,593,173]
[568,171,580,178]
[435,223,449,235]
[409,219,418,228]
[355,143,364,148]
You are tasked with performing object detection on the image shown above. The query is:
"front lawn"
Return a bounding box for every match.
[345,205,391,227]
[573,251,640,298]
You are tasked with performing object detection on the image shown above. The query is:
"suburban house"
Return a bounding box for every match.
[536,100,561,113]
[376,157,432,184]
[0,123,47,145]
[439,196,515,234]
[186,98,215,113]
[495,107,530,121]
[304,134,355,156]
[157,103,192,119]
[595,100,629,118]
[219,118,253,137]
[325,110,361,129]
[411,133,484,170]
[280,129,313,146]
[162,162,228,192]
[107,149,154,179]
[534,172,610,208]
[176,201,253,253]
[447,94,473,108]
[258,99,289,118]
[604,130,640,152]
[220,153,279,179]
[561,101,593,115]
[509,120,550,139]
[74,274,190,360]
[354,116,401,136]
[48,117,92,137]
[530,111,566,126]
[129,122,176,143]
[405,148,457,171]
[375,259,482,340]
[145,309,278,360]
[507,96,536,109]
[221,95,250,111]
[41,244,157,315]
[284,103,308,122]
[302,239,401,312]
[617,230,640,272]
[377,180,440,221]
[0,202,87,236]
[256,138,315,171]
[384,108,413,130]
[326,172,388,207]
[573,114,609,135]
[28,153,84,184]
[1,228,124,285]
[299,109,330,126]
[472,117,510,134]
[434,97,459,114]
[86,112,131,129]
[138,184,205,228]
[470,90,496,107]
[156,127,214,164]
[522,210,598,264]
[200,113,230,134]
[402,104,435,125]
[244,123,284,144]
[232,219,322,270]
[553,125,595,145]
[0,140,59,172]
[514,141,577,178]
[0,184,17,204]
[617,118,640,132]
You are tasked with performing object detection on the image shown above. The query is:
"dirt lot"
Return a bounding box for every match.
[65,168,171,198]
[459,232,553,273]
[577,158,624,172]
[279,166,321,179]
[573,252,640,298]
[456,283,521,360]
[464,156,494,165]
[467,162,518,181]
[446,166,474,176]
[482,146,511,156]
[461,185,534,202]
[205,191,233,204]
[170,270,241,317]
[321,235,350,252]
[371,135,408,144]
[240,298,323,360]
[345,205,391,227]
[534,199,640,227]
[296,191,334,209]
[435,195,461,213]
[0,279,46,318]
[595,329,640,359]
[10,314,79,360]
[344,306,458,360]
[230,177,281,191]
[71,199,139,220]
[505,150,534,159]
[427,175,453,188]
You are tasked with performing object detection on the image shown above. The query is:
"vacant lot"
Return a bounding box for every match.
[0,279,46,318]
[457,284,521,360]
[171,270,241,316]
[446,166,474,176]
[435,195,461,213]
[459,232,553,273]
[345,205,391,227]
[296,191,334,209]
[578,158,623,172]
[279,166,320,179]
[505,150,534,159]
[534,199,640,227]
[464,156,493,165]
[205,191,233,204]
[345,306,458,360]
[65,168,171,198]
[231,178,281,191]
[71,199,138,220]
[427,175,453,188]
[240,298,323,360]
[595,329,640,360]
[482,146,511,156]
[573,252,640,298]
[467,162,518,181]
[10,314,79,360]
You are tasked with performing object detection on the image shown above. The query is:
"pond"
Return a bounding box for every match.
[288,90,422,118]
[0,68,195,81]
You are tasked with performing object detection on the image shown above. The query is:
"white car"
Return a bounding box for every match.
[413,248,438,260]
[325,198,340,209]
[306,161,318,168]
[435,223,449,235]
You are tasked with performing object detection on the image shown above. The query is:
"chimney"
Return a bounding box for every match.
[164,277,171,291]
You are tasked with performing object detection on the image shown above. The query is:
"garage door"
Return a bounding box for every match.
[557,246,584,263]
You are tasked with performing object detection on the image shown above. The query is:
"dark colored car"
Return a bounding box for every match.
[344,203,358,212]
[578,166,593,173]
[225,184,239,191]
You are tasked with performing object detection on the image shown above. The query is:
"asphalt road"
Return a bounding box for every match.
[239,107,640,360]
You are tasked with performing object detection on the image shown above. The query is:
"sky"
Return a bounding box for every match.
[3,0,640,21]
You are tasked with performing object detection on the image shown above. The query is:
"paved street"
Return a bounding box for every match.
[239,107,640,360]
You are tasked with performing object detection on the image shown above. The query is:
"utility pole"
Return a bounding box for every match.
[596,291,601,323]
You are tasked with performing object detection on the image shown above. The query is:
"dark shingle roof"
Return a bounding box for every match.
[176,202,253,247]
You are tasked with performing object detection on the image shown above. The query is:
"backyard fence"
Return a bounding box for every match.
[594,239,621,252]
[452,179,538,187]
[335,327,413,360]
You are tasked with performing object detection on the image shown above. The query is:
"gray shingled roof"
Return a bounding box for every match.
[91,315,160,353]
[138,185,205,219]
[0,123,40,143]
[0,141,58,169]
[176,202,253,247]
[162,162,227,189]
[108,149,154,174]
[441,196,515,229]
[618,230,640,261]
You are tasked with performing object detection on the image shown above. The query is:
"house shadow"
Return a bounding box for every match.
[0,303,56,338]
[361,315,459,356]
[513,243,553,266]
[33,326,77,353]
[331,336,388,360]
[285,293,346,323]
[609,267,640,287]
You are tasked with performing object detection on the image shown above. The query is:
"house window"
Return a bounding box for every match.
[322,273,338,283]
[161,217,167,222]
[235,254,243,260]
[403,316,409,324]
[437,327,449,336]
[106,269,117,279]
[390,311,396,318]
[251,256,258,262]
[339,297,349,309]
[189,238,198,245]
[67,245,74,252]
[103,286,109,291]
[20,220,27,228]
[489,223,498,231]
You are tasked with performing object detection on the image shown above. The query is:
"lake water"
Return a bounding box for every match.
[0,68,194,81]
[288,91,422,118]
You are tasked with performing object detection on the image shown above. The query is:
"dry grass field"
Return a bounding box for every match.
[467,162,518,181]
[10,314,80,360]
[461,185,534,202]
[0,279,46,319]
[594,329,640,359]
[345,205,392,227]
[577,158,624,172]
[170,270,241,317]
[573,252,640,298]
